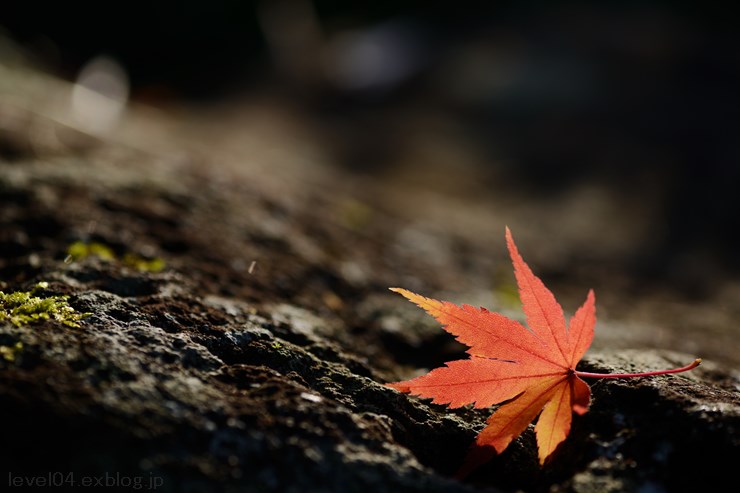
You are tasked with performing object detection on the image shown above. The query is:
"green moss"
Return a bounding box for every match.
[66,241,165,272]
[66,241,116,262]
[121,253,166,273]
[0,282,89,328]
[0,341,23,362]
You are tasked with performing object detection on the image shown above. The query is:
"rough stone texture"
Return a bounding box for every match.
[1,60,738,492]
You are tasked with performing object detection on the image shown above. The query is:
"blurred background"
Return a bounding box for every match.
[2,0,739,298]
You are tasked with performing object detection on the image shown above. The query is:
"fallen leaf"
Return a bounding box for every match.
[387,227,700,477]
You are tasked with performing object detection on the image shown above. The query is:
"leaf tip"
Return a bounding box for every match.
[504,227,521,261]
[389,287,416,302]
[504,226,514,245]
[385,381,411,393]
[389,287,414,299]
[583,289,596,312]
[539,451,554,466]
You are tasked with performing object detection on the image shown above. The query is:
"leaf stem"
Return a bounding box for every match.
[575,358,702,379]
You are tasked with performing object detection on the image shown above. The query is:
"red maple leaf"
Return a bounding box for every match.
[387,228,700,477]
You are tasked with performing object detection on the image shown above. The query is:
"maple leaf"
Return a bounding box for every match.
[387,227,701,477]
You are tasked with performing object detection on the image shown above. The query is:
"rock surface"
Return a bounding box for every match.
[1,61,738,492]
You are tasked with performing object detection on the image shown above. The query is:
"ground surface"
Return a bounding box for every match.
[1,59,738,492]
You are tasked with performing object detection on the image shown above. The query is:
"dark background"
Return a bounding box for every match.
[3,0,739,295]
